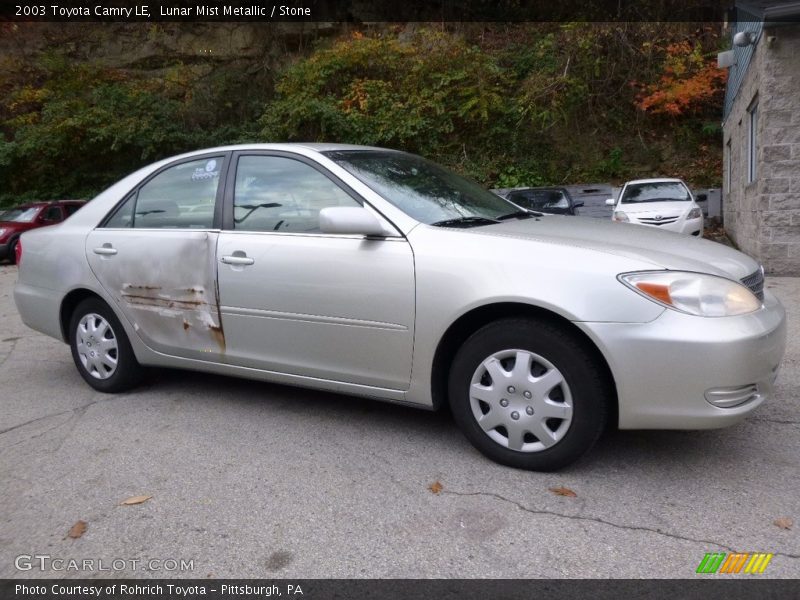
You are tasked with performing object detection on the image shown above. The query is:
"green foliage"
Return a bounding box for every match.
[495,165,547,189]
[0,50,261,206]
[0,23,727,206]
[591,148,626,180]
[260,31,516,166]
[701,121,722,136]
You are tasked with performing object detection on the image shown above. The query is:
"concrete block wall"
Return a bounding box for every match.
[723,24,800,275]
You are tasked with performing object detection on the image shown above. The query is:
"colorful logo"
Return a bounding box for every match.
[696,552,773,574]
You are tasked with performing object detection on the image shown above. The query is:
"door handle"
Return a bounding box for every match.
[221,255,255,266]
[93,245,117,256]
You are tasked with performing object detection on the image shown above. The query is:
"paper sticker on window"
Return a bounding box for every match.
[192,159,220,181]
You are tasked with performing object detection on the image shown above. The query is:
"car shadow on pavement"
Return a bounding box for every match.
[143,367,751,475]
[144,366,456,431]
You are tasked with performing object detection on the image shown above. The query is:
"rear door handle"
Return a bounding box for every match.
[220,255,255,266]
[93,245,117,256]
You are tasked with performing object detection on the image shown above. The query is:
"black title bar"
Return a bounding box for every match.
[2,0,733,23]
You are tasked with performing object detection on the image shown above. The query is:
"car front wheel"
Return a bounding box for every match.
[69,298,143,393]
[448,318,610,471]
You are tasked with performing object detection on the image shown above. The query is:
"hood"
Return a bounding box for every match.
[465,216,759,280]
[617,201,695,215]
[0,220,34,230]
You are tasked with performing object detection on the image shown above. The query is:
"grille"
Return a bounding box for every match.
[637,216,679,225]
[740,267,764,302]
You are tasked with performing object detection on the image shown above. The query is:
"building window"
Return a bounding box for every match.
[725,139,732,194]
[747,98,758,183]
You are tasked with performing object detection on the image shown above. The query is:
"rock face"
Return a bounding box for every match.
[1,22,341,72]
[723,23,800,275]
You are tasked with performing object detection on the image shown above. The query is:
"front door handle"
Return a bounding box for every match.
[93,245,117,256]
[220,255,255,266]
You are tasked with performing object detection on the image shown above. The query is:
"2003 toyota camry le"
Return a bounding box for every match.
[14,144,787,470]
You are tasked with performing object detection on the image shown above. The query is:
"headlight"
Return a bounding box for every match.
[687,207,703,220]
[619,271,761,317]
[613,211,629,223]
[0,228,6,238]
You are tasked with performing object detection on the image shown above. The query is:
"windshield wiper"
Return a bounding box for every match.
[234,202,282,224]
[496,210,540,220]
[431,216,500,228]
[624,198,687,204]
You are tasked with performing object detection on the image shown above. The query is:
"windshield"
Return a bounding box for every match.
[620,182,690,204]
[1,207,40,222]
[324,150,520,225]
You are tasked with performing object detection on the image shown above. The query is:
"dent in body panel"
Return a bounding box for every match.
[120,283,225,352]
[86,230,224,356]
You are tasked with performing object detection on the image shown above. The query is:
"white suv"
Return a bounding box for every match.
[605,178,704,236]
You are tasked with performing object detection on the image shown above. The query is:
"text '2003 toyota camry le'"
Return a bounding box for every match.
[14,145,786,471]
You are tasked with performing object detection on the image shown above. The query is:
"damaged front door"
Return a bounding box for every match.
[85,155,228,360]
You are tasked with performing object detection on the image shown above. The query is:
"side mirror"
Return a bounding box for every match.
[573,200,584,208]
[696,193,708,201]
[605,198,616,206]
[319,206,388,237]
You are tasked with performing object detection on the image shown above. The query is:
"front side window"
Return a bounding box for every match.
[233,156,360,233]
[620,182,690,204]
[104,156,223,229]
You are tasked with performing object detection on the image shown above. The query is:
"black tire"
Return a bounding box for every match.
[448,318,610,471]
[8,237,19,265]
[69,298,144,393]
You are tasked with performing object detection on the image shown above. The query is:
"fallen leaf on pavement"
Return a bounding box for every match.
[428,481,443,495]
[67,520,87,539]
[549,486,577,497]
[774,517,793,530]
[120,495,152,506]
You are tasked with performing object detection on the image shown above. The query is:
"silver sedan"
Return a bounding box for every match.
[14,144,786,470]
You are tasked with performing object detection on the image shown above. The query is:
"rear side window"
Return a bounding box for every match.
[103,157,223,229]
[508,190,569,211]
[42,205,63,221]
[105,194,136,228]
[64,203,83,217]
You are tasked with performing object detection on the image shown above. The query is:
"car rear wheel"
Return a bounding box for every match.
[69,298,143,393]
[448,318,610,471]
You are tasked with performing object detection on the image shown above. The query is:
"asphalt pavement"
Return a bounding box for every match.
[0,264,798,578]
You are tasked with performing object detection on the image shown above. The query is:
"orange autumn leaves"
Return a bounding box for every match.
[634,40,727,117]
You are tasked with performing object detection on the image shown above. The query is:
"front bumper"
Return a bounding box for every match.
[578,289,786,429]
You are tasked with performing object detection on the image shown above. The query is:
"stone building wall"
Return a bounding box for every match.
[723,24,800,275]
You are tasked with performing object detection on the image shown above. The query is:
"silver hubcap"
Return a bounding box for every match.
[469,349,573,453]
[76,313,118,380]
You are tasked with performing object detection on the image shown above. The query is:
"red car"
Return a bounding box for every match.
[0,200,85,264]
